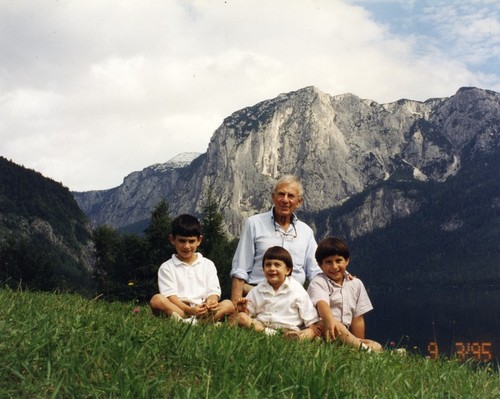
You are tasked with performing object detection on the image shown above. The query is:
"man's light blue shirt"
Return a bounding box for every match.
[230,209,321,285]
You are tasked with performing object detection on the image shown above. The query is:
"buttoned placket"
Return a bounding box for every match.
[273,222,297,246]
[261,281,290,326]
[328,277,347,326]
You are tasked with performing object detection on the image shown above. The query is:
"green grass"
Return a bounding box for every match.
[0,288,498,398]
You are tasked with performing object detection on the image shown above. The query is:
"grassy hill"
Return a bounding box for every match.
[1,288,498,398]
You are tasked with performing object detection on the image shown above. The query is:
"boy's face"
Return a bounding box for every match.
[319,255,350,285]
[263,258,292,290]
[169,234,202,264]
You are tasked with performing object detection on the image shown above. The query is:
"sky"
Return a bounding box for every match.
[1,0,498,192]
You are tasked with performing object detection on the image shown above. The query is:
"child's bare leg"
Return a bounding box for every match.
[299,327,318,340]
[320,320,369,349]
[237,312,253,328]
[337,326,364,347]
[150,294,185,317]
[212,299,235,321]
[333,325,383,352]
[237,313,266,332]
[284,327,317,341]
[360,338,383,352]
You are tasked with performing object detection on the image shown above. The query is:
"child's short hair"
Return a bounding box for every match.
[171,214,202,237]
[315,237,350,264]
[262,246,294,272]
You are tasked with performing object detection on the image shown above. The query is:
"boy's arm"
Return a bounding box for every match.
[205,294,220,310]
[168,295,209,317]
[316,300,344,341]
[167,295,194,315]
[350,315,366,339]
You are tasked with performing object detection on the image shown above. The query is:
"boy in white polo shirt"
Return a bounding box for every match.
[307,236,382,352]
[236,246,320,340]
[149,214,234,323]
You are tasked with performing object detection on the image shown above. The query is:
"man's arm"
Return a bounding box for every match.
[229,219,255,303]
[350,315,366,339]
[230,277,246,304]
[236,297,248,313]
[302,228,321,282]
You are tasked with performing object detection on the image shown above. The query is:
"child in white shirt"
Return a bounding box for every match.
[150,214,234,323]
[236,246,319,340]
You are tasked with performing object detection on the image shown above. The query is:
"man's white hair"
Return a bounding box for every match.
[273,175,304,198]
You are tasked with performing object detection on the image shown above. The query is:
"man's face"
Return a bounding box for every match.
[271,182,302,220]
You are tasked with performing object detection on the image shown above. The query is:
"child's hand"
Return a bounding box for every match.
[324,319,345,342]
[236,297,248,313]
[309,322,322,337]
[191,304,209,317]
[205,298,219,312]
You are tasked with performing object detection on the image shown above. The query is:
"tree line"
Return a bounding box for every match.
[1,187,237,302]
[92,195,237,303]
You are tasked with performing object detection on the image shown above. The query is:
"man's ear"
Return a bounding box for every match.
[168,234,175,245]
[198,235,204,244]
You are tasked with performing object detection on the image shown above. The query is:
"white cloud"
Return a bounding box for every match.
[0,0,498,191]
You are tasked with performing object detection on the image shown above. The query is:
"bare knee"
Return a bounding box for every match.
[220,299,236,315]
[150,293,164,310]
[237,312,252,328]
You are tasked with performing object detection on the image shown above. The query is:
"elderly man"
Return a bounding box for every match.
[230,175,322,304]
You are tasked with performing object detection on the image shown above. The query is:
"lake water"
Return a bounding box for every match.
[365,287,499,362]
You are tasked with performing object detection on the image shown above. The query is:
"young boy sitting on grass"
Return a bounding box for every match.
[307,237,383,352]
[236,246,320,340]
[149,214,234,323]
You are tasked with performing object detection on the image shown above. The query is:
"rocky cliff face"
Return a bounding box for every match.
[73,152,202,228]
[74,86,499,239]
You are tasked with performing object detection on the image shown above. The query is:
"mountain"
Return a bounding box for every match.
[73,86,500,288]
[0,157,94,293]
[73,152,201,232]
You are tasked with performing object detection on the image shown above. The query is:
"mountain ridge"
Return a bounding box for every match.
[73,86,499,243]
[0,156,95,292]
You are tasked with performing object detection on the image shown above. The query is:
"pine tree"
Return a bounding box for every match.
[144,199,172,265]
[200,190,234,299]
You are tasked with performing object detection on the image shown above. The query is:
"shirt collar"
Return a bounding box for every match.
[270,207,299,225]
[322,271,349,287]
[172,252,203,266]
[258,276,293,294]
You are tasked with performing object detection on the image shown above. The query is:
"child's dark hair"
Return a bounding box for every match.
[315,237,350,264]
[171,214,202,237]
[262,246,293,272]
